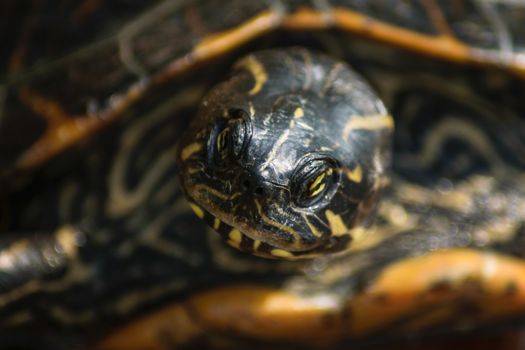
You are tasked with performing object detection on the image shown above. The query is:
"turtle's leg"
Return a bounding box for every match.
[0,226,86,295]
[96,249,525,350]
[0,225,86,348]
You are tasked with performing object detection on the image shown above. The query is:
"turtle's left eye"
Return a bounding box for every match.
[212,109,250,165]
[292,157,340,208]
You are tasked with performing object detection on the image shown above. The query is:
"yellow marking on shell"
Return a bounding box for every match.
[325,210,348,236]
[49,307,96,324]
[235,55,268,95]
[294,107,304,118]
[213,218,221,231]
[386,203,410,227]
[154,181,180,206]
[271,249,293,258]
[5,312,33,327]
[107,142,179,217]
[105,87,205,219]
[342,114,394,139]
[254,200,300,243]
[180,142,202,161]
[408,118,508,177]
[189,203,205,219]
[289,120,296,128]
[229,192,242,200]
[396,181,473,214]
[346,165,363,183]
[253,240,261,251]
[137,199,198,262]
[350,226,366,241]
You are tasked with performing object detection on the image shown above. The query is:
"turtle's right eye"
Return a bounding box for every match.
[210,122,231,167]
[211,109,251,166]
[215,125,231,161]
[228,112,250,159]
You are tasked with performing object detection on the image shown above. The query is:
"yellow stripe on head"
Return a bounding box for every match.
[229,229,242,244]
[189,203,205,219]
[213,218,221,230]
[180,142,203,161]
[325,209,348,236]
[346,165,363,183]
[235,55,268,95]
[271,249,293,258]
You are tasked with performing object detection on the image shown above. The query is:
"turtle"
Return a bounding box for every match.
[1,0,525,349]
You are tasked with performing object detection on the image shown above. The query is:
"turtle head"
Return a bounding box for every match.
[177,49,393,259]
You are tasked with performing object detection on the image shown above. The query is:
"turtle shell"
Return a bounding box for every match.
[2,0,525,175]
[1,1,525,349]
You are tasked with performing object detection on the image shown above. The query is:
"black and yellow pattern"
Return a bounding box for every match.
[177,48,392,258]
[1,0,525,349]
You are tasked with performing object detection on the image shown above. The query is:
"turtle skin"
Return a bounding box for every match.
[1,1,525,349]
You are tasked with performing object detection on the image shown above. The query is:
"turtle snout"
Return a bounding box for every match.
[238,171,267,198]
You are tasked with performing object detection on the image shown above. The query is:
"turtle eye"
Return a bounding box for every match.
[228,116,249,159]
[215,125,231,161]
[212,109,251,165]
[292,157,340,207]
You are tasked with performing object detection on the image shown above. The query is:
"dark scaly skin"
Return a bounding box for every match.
[0,0,525,348]
[177,48,392,259]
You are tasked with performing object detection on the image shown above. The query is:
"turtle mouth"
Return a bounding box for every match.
[179,158,332,259]
[185,189,323,260]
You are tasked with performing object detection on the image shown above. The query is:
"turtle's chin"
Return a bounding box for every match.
[184,193,328,260]
[180,168,336,259]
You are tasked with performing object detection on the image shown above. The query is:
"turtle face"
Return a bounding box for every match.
[177,49,392,259]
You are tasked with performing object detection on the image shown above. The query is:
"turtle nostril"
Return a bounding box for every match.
[240,173,264,195]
